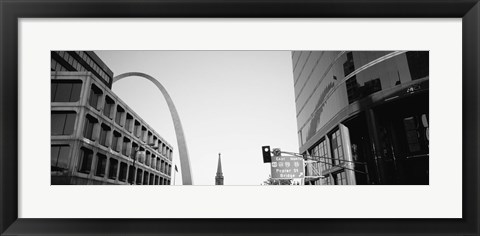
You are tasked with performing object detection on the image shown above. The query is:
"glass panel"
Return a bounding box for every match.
[51,145,60,166]
[51,82,58,102]
[99,125,109,147]
[63,113,76,135]
[119,162,128,182]
[122,138,129,156]
[54,83,72,102]
[103,96,114,118]
[70,82,82,102]
[51,113,65,135]
[83,116,96,140]
[78,148,93,174]
[57,145,70,169]
[95,154,107,177]
[108,158,118,179]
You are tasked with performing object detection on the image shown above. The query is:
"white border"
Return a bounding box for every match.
[19,18,462,218]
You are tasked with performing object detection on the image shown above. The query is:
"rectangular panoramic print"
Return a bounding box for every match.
[51,51,428,185]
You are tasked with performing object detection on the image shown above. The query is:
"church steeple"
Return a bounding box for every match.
[215,153,224,185]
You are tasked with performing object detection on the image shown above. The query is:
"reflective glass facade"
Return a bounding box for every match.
[292,51,429,185]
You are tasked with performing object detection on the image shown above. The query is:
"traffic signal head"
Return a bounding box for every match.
[272,148,281,157]
[262,146,271,163]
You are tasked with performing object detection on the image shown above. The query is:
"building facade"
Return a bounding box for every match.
[292,51,429,185]
[51,51,174,185]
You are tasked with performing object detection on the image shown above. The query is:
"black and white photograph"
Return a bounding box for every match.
[4,1,478,234]
[51,50,429,185]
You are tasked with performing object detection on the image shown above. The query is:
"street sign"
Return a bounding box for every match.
[270,155,304,179]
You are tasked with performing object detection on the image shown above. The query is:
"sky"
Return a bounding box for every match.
[95,51,299,185]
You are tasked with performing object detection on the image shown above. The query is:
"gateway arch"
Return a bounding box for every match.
[113,72,193,185]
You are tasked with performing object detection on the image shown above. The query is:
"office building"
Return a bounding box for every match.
[51,51,174,185]
[292,51,429,185]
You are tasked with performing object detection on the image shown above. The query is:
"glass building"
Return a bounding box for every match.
[292,51,429,185]
[51,51,173,185]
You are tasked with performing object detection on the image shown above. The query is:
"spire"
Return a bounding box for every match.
[215,153,224,185]
[216,153,223,174]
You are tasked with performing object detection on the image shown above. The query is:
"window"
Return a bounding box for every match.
[156,157,161,171]
[309,139,331,185]
[131,142,138,159]
[119,162,128,182]
[108,158,118,180]
[146,151,151,167]
[115,105,125,126]
[334,171,347,185]
[155,175,159,185]
[111,130,121,152]
[103,96,114,119]
[51,111,76,135]
[151,155,156,169]
[147,131,153,145]
[403,116,422,152]
[51,58,56,71]
[149,173,154,185]
[89,84,103,110]
[78,148,93,174]
[99,124,111,147]
[134,120,141,138]
[83,115,97,141]
[141,126,147,142]
[51,145,70,170]
[143,171,149,185]
[51,80,82,102]
[95,153,107,177]
[160,160,165,173]
[161,144,165,156]
[128,166,136,184]
[136,169,143,185]
[157,140,163,155]
[125,114,134,132]
[139,147,145,163]
[122,137,130,156]
[159,177,163,185]
[330,129,345,165]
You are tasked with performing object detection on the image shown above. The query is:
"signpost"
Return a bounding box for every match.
[270,155,304,179]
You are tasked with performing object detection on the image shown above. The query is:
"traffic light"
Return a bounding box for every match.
[272,148,281,157]
[262,146,271,163]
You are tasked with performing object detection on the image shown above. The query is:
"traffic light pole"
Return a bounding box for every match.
[262,146,368,185]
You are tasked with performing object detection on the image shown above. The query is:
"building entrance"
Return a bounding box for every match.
[374,92,429,184]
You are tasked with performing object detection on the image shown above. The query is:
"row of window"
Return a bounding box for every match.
[75,146,171,185]
[87,82,173,159]
[83,113,172,175]
[307,128,348,185]
[53,51,111,84]
[51,110,172,175]
[50,77,173,160]
[51,80,82,103]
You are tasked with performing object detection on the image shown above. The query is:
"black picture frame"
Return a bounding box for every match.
[1,0,479,235]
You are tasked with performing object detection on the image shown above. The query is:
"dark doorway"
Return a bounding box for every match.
[374,92,429,184]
